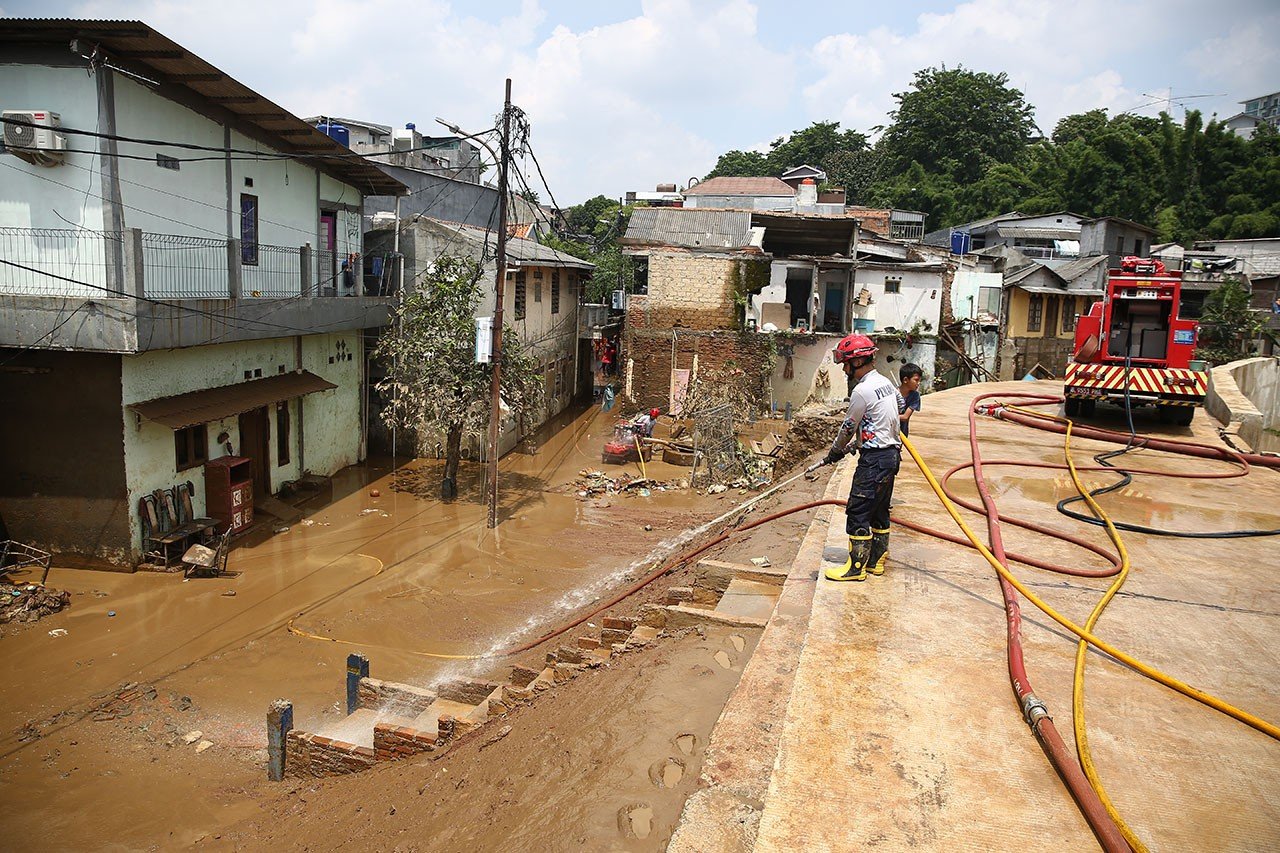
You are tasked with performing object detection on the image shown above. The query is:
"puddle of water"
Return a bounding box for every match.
[619,804,654,839]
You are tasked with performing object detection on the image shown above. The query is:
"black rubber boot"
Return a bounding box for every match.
[825,529,872,582]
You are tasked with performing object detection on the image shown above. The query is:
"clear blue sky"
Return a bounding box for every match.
[4,0,1277,203]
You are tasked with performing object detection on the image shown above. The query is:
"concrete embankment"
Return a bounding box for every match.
[1207,356,1279,452]
[672,380,1280,851]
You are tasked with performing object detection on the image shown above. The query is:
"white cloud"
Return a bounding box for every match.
[801,0,1169,137]
[1186,15,1280,105]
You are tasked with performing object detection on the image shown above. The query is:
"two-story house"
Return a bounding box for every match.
[0,19,407,567]
[365,216,593,455]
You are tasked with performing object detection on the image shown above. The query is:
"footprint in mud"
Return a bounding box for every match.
[618,803,654,839]
[728,634,745,653]
[648,756,686,788]
[674,733,696,756]
[713,650,733,669]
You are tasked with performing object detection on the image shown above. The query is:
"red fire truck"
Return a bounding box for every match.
[1064,257,1208,425]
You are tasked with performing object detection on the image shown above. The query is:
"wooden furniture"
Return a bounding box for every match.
[204,456,254,534]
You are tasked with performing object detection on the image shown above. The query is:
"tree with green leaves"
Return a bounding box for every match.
[705,121,869,182]
[1196,277,1264,365]
[375,256,543,499]
[877,66,1038,185]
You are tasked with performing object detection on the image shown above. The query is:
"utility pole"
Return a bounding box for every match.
[485,78,513,529]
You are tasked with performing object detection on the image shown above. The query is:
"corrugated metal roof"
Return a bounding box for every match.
[622,208,754,249]
[685,177,795,197]
[997,225,1082,239]
[1,19,406,196]
[416,218,595,270]
[1053,255,1108,284]
[131,371,336,429]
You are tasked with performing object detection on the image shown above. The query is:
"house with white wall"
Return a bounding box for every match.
[0,19,407,567]
[365,216,593,456]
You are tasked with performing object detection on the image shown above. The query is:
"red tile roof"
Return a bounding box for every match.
[685,177,795,196]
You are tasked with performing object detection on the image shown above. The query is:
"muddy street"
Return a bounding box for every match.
[0,404,804,851]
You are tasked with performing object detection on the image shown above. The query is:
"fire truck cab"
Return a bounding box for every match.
[1064,256,1208,426]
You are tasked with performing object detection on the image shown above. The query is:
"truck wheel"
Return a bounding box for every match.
[1157,404,1173,424]
[1174,407,1194,427]
[1080,399,1097,417]
[1064,397,1081,417]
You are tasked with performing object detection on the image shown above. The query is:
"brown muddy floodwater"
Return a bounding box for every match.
[0,405,729,851]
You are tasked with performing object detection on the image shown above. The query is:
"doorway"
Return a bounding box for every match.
[784,268,812,329]
[238,406,271,496]
[319,211,338,295]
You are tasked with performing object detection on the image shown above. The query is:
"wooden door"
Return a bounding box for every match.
[238,407,271,496]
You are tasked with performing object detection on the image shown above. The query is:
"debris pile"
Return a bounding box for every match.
[571,469,687,499]
[1,583,70,624]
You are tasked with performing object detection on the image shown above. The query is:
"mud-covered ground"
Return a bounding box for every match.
[0,404,831,851]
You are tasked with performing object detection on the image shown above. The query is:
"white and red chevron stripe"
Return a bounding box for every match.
[1065,362,1207,398]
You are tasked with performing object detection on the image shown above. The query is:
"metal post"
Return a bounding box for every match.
[486,78,513,530]
[392,195,402,465]
[266,699,293,781]
[346,652,369,715]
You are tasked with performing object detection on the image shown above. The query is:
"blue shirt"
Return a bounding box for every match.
[899,389,921,436]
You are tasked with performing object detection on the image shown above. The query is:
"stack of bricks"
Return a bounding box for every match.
[373,722,437,761]
[285,730,374,778]
[357,677,435,717]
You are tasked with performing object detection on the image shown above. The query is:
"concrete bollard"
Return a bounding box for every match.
[267,699,293,781]
[346,652,369,715]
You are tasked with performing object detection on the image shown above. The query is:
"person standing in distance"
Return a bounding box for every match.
[823,333,902,582]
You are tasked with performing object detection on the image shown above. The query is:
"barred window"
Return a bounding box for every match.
[551,270,561,315]
[514,271,527,320]
[1062,297,1077,333]
[884,276,901,294]
[1027,293,1043,332]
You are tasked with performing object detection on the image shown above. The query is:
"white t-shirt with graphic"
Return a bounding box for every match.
[831,369,903,453]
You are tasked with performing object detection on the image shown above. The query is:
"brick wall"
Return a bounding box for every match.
[285,730,375,778]
[628,253,742,331]
[373,722,438,761]
[624,328,775,412]
[357,677,436,716]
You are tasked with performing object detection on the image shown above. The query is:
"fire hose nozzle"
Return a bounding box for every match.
[1022,693,1051,727]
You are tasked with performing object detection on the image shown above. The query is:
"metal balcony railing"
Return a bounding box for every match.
[0,226,364,300]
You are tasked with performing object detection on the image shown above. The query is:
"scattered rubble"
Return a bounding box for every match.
[570,469,684,500]
[1,583,70,624]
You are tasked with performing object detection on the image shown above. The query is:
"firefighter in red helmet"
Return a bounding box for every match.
[823,333,902,581]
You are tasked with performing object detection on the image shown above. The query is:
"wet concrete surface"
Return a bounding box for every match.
[0,404,730,851]
[752,381,1280,851]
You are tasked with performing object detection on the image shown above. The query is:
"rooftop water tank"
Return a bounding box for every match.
[317,121,350,148]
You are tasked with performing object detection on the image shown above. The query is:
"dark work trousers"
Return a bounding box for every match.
[845,446,901,535]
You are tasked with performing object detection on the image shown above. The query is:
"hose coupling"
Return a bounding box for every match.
[1022,694,1051,728]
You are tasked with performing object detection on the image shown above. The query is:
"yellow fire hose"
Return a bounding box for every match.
[900,428,1280,850]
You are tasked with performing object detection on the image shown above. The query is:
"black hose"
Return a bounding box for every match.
[1057,354,1280,537]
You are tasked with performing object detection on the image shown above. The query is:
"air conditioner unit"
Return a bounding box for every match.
[3,110,66,166]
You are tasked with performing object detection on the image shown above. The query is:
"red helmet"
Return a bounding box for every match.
[649,408,660,418]
[833,333,877,364]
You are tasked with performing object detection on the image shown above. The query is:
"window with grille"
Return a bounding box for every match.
[551,271,561,314]
[1027,293,1043,332]
[1063,298,1078,333]
[514,271,527,320]
[884,277,901,294]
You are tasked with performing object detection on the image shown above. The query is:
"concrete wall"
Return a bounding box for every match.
[0,64,110,297]
[0,350,131,565]
[767,334,935,408]
[1207,356,1279,451]
[852,267,943,333]
[119,333,361,559]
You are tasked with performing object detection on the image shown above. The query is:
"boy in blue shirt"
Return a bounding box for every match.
[898,363,923,437]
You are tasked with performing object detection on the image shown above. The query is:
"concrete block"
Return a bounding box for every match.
[602,616,639,631]
[664,604,768,631]
[555,644,585,664]
[639,604,669,629]
[600,627,631,645]
[576,636,602,650]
